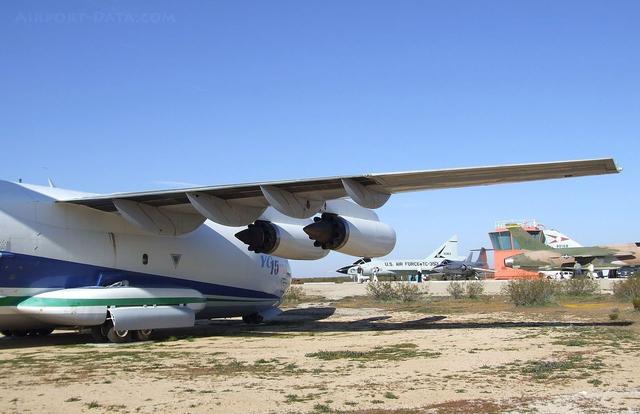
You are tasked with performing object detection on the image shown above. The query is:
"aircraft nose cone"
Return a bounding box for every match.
[303,221,334,243]
[235,227,264,247]
[504,257,514,268]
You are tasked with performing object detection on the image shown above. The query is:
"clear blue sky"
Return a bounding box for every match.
[1,1,638,276]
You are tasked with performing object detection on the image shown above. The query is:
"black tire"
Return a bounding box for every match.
[133,329,153,342]
[11,330,28,337]
[90,326,108,342]
[106,325,131,343]
[1,330,13,337]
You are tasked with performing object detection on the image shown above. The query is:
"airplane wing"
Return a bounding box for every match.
[471,267,496,273]
[549,252,635,260]
[59,158,619,234]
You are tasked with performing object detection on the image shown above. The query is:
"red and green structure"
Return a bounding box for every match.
[489,220,544,280]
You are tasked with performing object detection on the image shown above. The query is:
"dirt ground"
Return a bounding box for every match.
[1,284,639,414]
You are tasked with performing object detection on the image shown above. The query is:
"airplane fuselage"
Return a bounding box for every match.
[346,257,461,278]
[506,247,640,271]
[0,181,290,330]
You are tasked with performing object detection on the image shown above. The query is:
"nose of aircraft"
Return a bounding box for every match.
[336,265,351,274]
[504,257,514,268]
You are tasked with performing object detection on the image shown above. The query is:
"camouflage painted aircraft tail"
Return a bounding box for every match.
[426,235,458,259]
[477,247,489,269]
[507,226,554,251]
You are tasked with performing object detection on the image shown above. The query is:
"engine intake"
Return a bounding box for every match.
[235,220,329,260]
[303,213,396,257]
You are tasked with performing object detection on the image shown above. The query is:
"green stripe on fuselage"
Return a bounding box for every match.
[17,296,206,308]
[0,295,277,308]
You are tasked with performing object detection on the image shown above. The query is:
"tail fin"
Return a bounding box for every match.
[543,229,582,248]
[477,247,488,269]
[507,226,553,251]
[426,235,458,259]
[465,251,473,262]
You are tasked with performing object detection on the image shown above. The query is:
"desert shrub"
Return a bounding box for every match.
[465,281,485,299]
[366,282,427,302]
[447,281,465,299]
[609,308,620,320]
[283,285,306,303]
[394,282,423,302]
[502,279,558,306]
[366,281,395,301]
[561,277,599,296]
[366,281,397,301]
[613,274,640,302]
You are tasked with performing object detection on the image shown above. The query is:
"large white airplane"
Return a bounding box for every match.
[0,159,619,342]
[336,235,462,282]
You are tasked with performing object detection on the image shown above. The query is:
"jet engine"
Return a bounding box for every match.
[235,220,329,260]
[303,213,396,257]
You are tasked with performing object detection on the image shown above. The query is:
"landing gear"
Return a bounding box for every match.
[91,323,152,343]
[106,326,131,343]
[133,329,153,341]
[97,320,131,343]
[90,325,109,342]
[242,313,264,324]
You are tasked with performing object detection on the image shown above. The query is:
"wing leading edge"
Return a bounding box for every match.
[58,158,619,231]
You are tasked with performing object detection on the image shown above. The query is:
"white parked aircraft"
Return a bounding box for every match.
[0,159,619,342]
[336,235,462,282]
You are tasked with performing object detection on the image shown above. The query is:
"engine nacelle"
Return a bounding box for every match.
[235,220,329,260]
[303,213,396,257]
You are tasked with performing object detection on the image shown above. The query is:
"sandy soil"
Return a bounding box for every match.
[0,285,638,414]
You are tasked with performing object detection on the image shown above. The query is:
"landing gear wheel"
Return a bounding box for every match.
[91,326,109,342]
[1,330,13,337]
[242,313,264,324]
[11,330,28,337]
[106,326,131,343]
[133,329,153,341]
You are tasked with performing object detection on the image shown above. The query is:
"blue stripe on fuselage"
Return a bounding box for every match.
[0,251,278,299]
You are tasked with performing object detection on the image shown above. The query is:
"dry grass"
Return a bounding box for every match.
[306,343,440,362]
[3,291,640,414]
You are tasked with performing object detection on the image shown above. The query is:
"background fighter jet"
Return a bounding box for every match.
[336,236,463,282]
[433,248,494,280]
[504,225,640,276]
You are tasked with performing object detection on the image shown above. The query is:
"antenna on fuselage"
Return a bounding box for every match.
[47,178,56,188]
